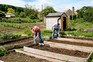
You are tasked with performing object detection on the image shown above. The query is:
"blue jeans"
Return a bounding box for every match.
[52,29,59,39]
[34,32,44,44]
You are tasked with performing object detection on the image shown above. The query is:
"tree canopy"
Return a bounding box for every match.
[7,8,15,14]
[41,6,56,16]
[77,6,93,22]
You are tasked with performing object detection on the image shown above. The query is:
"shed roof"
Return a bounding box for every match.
[46,12,67,17]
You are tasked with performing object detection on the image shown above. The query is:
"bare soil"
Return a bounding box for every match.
[0,51,49,62]
[30,45,89,58]
[0,27,23,34]
[49,39,93,47]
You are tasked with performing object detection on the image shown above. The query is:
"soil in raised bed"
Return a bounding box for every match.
[48,39,93,47]
[29,45,89,58]
[0,51,50,62]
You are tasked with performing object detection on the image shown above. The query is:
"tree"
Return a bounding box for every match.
[0,10,5,17]
[41,6,56,16]
[7,8,15,14]
[77,6,92,18]
[77,6,93,22]
[24,8,38,19]
[19,12,26,18]
[83,8,93,22]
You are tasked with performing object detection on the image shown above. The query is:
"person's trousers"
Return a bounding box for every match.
[52,29,59,39]
[34,32,44,44]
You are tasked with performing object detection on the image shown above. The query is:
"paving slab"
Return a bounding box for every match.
[45,41,93,53]
[23,46,87,62]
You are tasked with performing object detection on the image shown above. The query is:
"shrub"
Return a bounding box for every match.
[0,46,7,56]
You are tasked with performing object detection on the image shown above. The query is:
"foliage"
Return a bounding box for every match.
[24,8,38,19]
[0,22,28,29]
[40,6,56,19]
[0,10,5,17]
[0,46,7,56]
[0,33,21,40]
[88,53,93,62]
[19,12,26,18]
[83,8,93,22]
[64,31,93,37]
[0,18,37,23]
[0,4,39,19]
[23,28,32,36]
[0,4,23,13]
[7,8,15,14]
[69,18,93,31]
[77,6,93,22]
[41,30,52,37]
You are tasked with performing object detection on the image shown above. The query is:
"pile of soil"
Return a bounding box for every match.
[49,39,93,47]
[30,45,89,58]
[0,51,49,62]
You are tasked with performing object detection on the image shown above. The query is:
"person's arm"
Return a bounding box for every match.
[31,29,35,36]
[52,26,54,31]
[34,33,39,40]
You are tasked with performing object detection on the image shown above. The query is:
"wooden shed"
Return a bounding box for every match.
[44,12,69,30]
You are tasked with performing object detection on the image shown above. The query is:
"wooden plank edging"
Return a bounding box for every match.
[44,41,93,53]
[23,46,86,62]
[15,49,65,62]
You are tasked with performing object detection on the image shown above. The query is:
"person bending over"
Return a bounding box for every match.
[32,26,44,46]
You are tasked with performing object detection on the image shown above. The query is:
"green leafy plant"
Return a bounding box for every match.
[0,46,7,56]
[0,33,21,40]
[23,28,32,36]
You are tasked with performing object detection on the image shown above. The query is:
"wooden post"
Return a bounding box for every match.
[61,16,63,30]
[66,17,69,30]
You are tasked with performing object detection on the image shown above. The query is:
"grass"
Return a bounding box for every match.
[64,31,93,37]
[41,29,52,37]
[69,18,93,31]
[65,18,93,37]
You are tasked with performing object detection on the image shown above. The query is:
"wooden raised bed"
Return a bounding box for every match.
[44,41,93,53]
[63,35,93,41]
[22,46,89,62]
[48,38,93,47]
[0,50,49,62]
[0,36,32,45]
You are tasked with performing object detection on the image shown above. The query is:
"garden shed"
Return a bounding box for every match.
[44,12,69,30]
